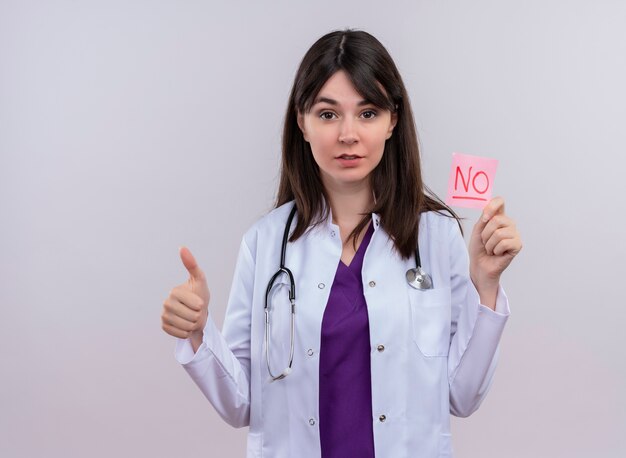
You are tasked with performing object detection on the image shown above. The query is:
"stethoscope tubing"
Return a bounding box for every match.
[264,204,432,381]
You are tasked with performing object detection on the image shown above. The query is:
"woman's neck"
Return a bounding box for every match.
[324,181,374,228]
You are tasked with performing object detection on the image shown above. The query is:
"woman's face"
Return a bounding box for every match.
[297,70,397,193]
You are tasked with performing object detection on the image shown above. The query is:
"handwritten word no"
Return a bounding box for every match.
[454,166,489,201]
[445,153,498,209]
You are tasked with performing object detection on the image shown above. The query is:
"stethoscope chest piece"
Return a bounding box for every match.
[406,266,433,290]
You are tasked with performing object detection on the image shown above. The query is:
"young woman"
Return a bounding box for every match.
[161,29,522,458]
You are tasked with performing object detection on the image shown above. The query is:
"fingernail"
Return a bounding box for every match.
[482,214,489,223]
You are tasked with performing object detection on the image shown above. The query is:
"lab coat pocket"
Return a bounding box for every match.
[408,287,452,357]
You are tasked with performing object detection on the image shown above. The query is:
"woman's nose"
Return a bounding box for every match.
[338,118,358,144]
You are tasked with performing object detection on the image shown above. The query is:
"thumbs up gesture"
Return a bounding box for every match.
[161,247,210,349]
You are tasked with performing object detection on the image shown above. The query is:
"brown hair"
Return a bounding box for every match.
[275,29,460,260]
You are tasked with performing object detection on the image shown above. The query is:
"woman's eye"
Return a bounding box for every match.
[319,112,336,120]
[361,110,377,119]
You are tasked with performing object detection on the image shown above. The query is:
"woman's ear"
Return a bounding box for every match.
[386,112,398,140]
[297,112,309,142]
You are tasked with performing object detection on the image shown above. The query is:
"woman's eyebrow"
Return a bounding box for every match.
[313,96,373,106]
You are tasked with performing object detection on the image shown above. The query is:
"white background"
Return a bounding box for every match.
[1,1,625,456]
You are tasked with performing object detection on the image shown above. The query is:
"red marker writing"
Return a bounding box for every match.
[445,152,499,209]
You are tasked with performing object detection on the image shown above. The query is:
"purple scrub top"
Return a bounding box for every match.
[319,221,376,457]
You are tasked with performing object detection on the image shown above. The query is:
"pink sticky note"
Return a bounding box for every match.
[445,153,498,209]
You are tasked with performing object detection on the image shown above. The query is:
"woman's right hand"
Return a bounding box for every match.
[161,247,210,352]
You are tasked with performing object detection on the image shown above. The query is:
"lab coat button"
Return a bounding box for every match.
[369,281,376,288]
[330,230,336,237]
[377,344,385,352]
[318,283,325,289]
[307,349,314,356]
[379,414,386,422]
[309,418,316,426]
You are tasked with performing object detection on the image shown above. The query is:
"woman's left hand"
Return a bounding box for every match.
[468,197,522,307]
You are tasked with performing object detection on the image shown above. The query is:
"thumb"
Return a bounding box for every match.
[179,246,205,282]
[179,246,210,306]
[472,197,505,239]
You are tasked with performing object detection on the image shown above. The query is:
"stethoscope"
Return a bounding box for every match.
[264,205,433,381]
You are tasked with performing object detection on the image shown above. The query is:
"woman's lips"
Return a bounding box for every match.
[336,155,363,167]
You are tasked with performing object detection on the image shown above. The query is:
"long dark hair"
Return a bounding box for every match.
[275,29,460,260]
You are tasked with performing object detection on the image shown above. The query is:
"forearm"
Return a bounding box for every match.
[176,315,251,427]
[473,280,499,310]
[448,285,510,417]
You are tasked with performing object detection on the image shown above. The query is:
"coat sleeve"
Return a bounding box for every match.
[446,219,510,418]
[173,236,255,428]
